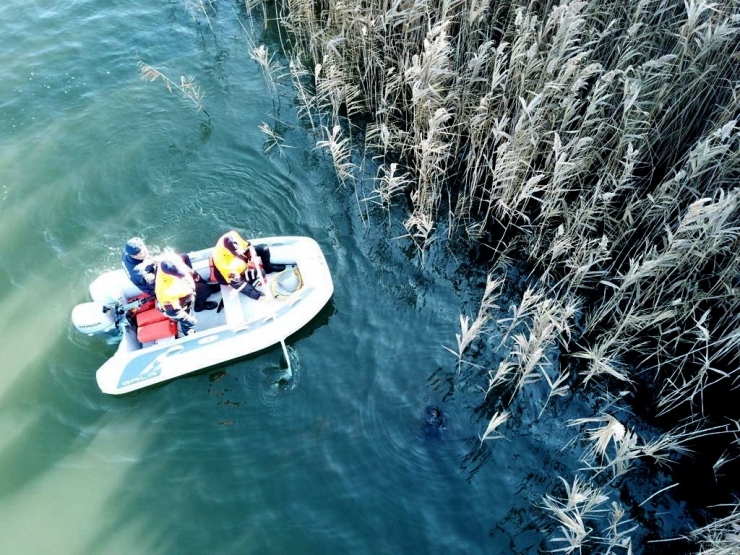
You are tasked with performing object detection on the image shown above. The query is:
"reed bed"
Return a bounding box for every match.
[243,0,740,551]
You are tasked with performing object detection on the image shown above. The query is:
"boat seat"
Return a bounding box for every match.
[220,285,247,326]
[135,305,178,343]
[136,306,170,326]
[137,318,178,344]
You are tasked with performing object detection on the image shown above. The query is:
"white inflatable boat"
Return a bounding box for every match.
[72,236,334,395]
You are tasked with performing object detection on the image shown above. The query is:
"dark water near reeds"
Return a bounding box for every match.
[0,2,693,554]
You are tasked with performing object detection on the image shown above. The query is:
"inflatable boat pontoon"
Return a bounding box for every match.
[72,236,333,395]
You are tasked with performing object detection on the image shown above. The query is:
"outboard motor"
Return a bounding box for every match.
[72,270,145,337]
[71,302,120,337]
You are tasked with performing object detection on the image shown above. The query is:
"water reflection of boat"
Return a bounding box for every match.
[71,236,334,395]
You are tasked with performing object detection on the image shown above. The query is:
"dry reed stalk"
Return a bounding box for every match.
[541,475,610,554]
[402,17,455,247]
[282,0,323,61]
[479,411,509,442]
[315,125,356,185]
[247,0,740,546]
[598,501,637,554]
[258,122,286,154]
[315,56,365,124]
[404,107,454,249]
[185,0,214,32]
[712,451,739,482]
[363,162,412,209]
[287,55,318,134]
[138,62,206,112]
[538,364,571,417]
[690,503,740,555]
[249,44,285,94]
[443,272,503,369]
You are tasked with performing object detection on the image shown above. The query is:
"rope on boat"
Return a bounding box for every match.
[270,267,304,299]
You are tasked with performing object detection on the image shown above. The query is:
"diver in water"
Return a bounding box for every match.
[422,405,445,439]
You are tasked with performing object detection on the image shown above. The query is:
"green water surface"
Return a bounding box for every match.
[0,2,634,554]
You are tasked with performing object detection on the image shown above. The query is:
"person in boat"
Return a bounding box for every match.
[121,237,157,295]
[209,230,285,300]
[155,254,217,336]
[123,236,218,302]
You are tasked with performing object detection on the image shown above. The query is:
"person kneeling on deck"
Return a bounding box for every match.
[155,255,217,336]
[209,230,285,300]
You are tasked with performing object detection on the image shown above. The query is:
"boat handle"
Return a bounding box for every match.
[164,346,185,356]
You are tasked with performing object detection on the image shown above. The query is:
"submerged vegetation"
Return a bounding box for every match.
[239,0,740,551]
[138,61,207,113]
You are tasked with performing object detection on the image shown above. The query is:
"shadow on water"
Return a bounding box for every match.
[0,332,106,501]
[75,389,291,553]
[70,302,337,554]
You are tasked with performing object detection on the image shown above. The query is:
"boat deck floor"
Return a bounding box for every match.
[190,277,285,333]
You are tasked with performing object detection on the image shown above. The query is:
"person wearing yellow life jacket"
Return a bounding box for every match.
[208,231,285,300]
[155,254,217,336]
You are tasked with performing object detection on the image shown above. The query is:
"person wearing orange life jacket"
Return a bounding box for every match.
[209,231,285,300]
[155,254,217,336]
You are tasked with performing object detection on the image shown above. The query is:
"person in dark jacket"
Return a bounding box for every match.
[123,237,217,310]
[121,237,157,295]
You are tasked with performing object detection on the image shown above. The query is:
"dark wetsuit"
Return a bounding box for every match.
[422,406,445,439]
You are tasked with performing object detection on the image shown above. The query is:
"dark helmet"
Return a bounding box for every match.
[223,233,248,256]
[159,258,185,278]
[124,237,147,257]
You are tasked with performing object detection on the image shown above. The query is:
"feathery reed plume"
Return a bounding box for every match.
[315,125,356,185]
[479,411,509,442]
[443,272,503,370]
[403,204,437,252]
[258,122,286,154]
[249,44,285,94]
[571,415,730,478]
[569,414,636,477]
[505,291,579,401]
[598,501,637,553]
[541,475,609,554]
[690,503,740,555]
[497,287,546,348]
[480,361,515,399]
[365,163,412,209]
[138,61,206,113]
[249,0,740,546]
[185,0,214,32]
[573,341,633,385]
